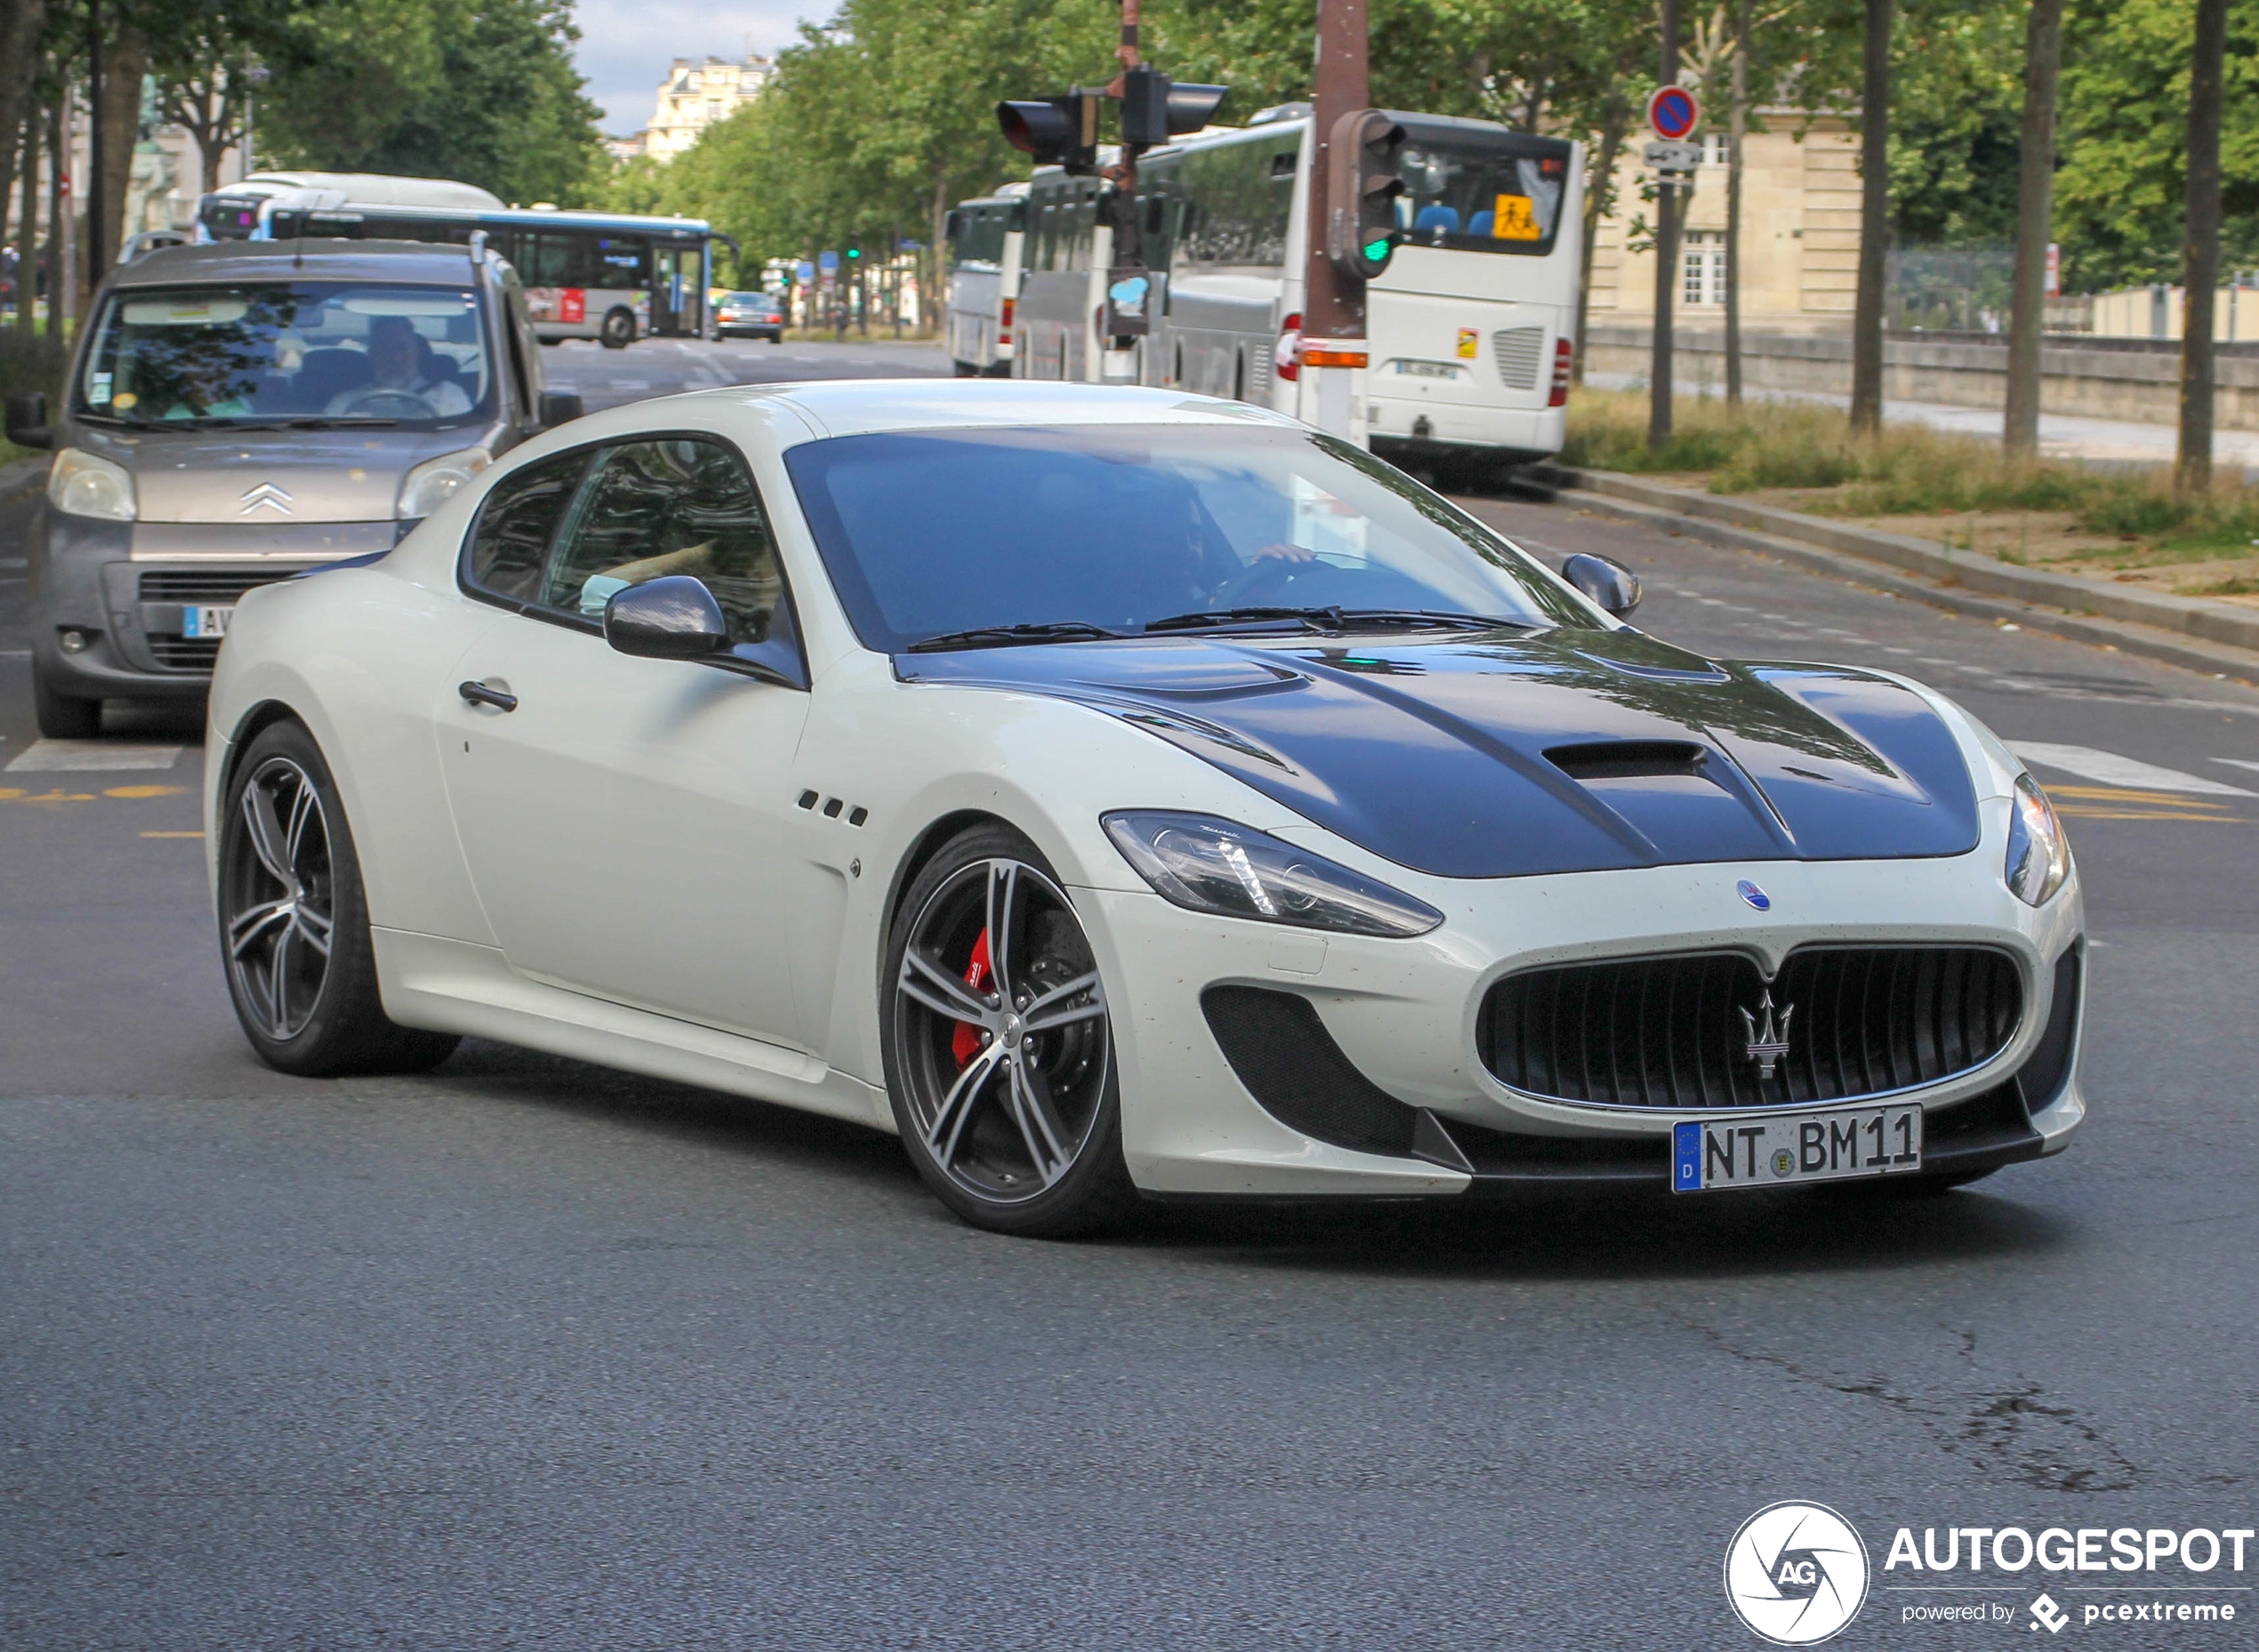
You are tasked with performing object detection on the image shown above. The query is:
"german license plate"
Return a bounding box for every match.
[1672,1104,1922,1192]
[1394,359,1460,379]
[181,605,232,638]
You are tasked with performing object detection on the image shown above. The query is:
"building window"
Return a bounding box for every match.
[1682,229,1726,306]
[1701,131,1731,166]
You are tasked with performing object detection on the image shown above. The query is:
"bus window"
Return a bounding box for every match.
[591,237,648,290]
[1394,128,1572,256]
[1180,137,1294,269]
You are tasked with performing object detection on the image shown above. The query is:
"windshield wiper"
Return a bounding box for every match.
[271,416,401,429]
[906,621,1127,653]
[1144,605,1533,636]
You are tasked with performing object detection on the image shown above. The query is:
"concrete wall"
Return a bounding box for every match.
[1580,325,2259,431]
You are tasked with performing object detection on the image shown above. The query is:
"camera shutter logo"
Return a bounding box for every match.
[1724,1501,1869,1644]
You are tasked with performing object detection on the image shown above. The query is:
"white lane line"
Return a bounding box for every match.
[2010,742,2256,797]
[6,740,182,772]
[2215,758,2259,775]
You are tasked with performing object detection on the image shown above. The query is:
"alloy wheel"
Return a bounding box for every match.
[222,756,337,1042]
[893,857,1111,1204]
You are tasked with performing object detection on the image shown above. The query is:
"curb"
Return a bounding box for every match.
[1526,464,2259,685]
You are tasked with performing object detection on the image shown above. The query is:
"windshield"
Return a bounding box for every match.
[784,423,1595,652]
[76,282,494,428]
[1395,129,1572,256]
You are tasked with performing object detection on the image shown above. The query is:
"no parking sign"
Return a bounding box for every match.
[1647,84,1700,140]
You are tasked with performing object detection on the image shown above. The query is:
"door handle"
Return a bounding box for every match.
[457,679,519,712]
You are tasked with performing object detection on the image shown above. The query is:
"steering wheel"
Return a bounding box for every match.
[1206,555,1323,610]
[330,386,436,419]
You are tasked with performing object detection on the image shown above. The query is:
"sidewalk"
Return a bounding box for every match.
[1581,370,2259,474]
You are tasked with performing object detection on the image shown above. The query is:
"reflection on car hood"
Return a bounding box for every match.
[71,422,485,524]
[897,627,1982,878]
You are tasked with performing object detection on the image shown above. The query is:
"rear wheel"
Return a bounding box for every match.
[218,720,460,1077]
[881,823,1132,1237]
[599,308,636,349]
[31,660,100,738]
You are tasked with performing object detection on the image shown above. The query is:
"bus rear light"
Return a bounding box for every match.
[1275,311,1302,382]
[1548,337,1573,406]
[999,297,1014,343]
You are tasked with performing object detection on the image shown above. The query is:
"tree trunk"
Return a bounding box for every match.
[14,107,36,336]
[1848,0,1892,436]
[2004,0,2065,459]
[2176,0,2229,497]
[45,93,63,336]
[1724,0,1749,404]
[0,0,48,269]
[97,22,144,271]
[1573,95,1629,387]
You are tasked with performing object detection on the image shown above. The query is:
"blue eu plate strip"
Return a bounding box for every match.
[1672,1121,1702,1192]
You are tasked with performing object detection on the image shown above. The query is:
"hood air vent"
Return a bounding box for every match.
[1546,740,1708,782]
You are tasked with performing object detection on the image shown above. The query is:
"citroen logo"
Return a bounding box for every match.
[239,481,293,517]
[1740,989,1795,1080]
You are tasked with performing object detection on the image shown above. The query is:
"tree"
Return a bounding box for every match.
[1848,0,1891,435]
[2004,0,2064,459]
[2179,0,2229,495]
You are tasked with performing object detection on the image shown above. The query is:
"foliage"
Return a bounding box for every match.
[2055,0,2259,291]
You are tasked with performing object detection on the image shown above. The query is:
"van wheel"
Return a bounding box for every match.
[32,661,100,738]
[600,309,636,349]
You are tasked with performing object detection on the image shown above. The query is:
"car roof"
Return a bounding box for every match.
[108,239,484,289]
[739,378,1302,441]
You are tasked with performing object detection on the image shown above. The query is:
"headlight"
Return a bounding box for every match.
[397,446,491,521]
[1103,811,1443,938]
[48,447,137,521]
[2005,773,2070,906]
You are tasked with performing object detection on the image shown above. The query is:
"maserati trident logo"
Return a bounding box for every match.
[1740,989,1795,1079]
[238,481,293,517]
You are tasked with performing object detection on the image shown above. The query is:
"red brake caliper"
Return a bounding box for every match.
[950,929,993,1069]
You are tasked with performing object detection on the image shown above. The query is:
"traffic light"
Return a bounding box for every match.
[1325,108,1406,281]
[996,92,1099,176]
[1118,68,1230,148]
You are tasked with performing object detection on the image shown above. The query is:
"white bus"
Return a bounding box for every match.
[1009,107,1583,483]
[942,182,1027,376]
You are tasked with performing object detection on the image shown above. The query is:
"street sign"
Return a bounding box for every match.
[796,261,815,284]
[1647,84,1700,141]
[1644,140,1702,173]
[818,250,839,273]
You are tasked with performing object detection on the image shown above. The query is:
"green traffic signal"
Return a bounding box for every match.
[1363,238,1391,261]
[847,247,861,260]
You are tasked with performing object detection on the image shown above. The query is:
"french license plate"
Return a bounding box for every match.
[1672,1104,1922,1192]
[181,605,232,639]
[1395,359,1460,379]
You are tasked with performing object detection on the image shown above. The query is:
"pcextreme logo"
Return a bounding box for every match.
[1725,1502,1872,1645]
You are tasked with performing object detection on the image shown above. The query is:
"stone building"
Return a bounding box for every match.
[623,55,776,164]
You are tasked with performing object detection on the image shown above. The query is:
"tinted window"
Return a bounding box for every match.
[543,439,783,644]
[1179,135,1297,269]
[464,451,589,603]
[784,424,1592,653]
[1395,128,1573,256]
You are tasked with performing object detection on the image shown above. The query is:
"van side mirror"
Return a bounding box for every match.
[1560,552,1641,619]
[604,575,731,660]
[6,392,53,451]
[537,389,583,429]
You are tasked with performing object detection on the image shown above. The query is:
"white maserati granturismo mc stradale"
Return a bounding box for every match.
[204,380,2086,1235]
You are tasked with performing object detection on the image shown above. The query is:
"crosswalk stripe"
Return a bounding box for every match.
[2009,742,2256,798]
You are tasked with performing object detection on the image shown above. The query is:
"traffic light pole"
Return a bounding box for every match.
[1302,0,1370,439]
[1648,0,1682,449]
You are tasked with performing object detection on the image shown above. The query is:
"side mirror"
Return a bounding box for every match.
[6,391,54,451]
[1560,552,1641,619]
[537,388,583,429]
[603,575,730,660]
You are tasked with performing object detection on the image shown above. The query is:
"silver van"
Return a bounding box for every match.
[4,238,580,737]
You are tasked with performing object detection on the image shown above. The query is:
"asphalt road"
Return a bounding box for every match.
[4,345,2256,1650]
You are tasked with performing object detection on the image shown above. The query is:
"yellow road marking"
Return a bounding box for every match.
[2056,806,2244,822]
[2046,785,2231,808]
[103,784,187,799]
[141,830,205,839]
[3,789,98,804]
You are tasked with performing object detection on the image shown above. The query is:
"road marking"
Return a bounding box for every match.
[2056,807,2243,822]
[2048,784,2232,807]
[2009,742,2255,797]
[5,740,181,772]
[141,830,204,838]
[2215,758,2259,775]
[103,784,187,798]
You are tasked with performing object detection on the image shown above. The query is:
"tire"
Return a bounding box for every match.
[217,720,460,1077]
[599,308,636,349]
[31,661,101,738]
[880,822,1134,1237]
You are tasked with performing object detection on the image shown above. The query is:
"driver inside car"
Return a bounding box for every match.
[328,314,470,417]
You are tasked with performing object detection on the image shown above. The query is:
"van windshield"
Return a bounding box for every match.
[76,282,494,428]
[1394,128,1573,257]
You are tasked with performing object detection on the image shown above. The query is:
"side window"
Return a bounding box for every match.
[463,451,589,603]
[541,438,783,644]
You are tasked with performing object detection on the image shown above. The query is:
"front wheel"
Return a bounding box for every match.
[32,660,100,738]
[881,824,1133,1236]
[218,721,461,1076]
[599,308,636,349]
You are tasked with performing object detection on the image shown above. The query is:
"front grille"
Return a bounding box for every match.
[148,638,222,670]
[1478,946,2022,1109]
[1491,326,1546,390]
[139,570,292,603]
